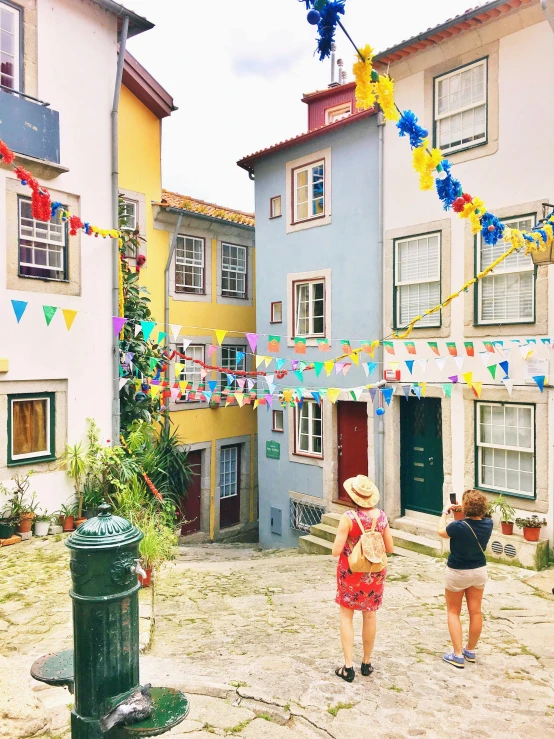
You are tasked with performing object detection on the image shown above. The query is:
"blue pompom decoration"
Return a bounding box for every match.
[435,162,462,211]
[376,407,385,416]
[396,110,428,149]
[21,179,27,186]
[316,1,345,61]
[534,227,548,244]
[481,212,505,245]
[50,201,63,218]
[307,8,321,24]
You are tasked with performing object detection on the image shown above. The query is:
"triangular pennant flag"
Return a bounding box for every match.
[311,391,321,405]
[464,341,475,357]
[170,386,181,401]
[340,340,352,355]
[265,394,273,407]
[157,331,167,344]
[462,372,473,388]
[402,385,411,400]
[215,330,227,346]
[276,358,287,370]
[327,388,341,404]
[246,333,258,353]
[383,341,395,355]
[134,323,142,337]
[362,363,369,377]
[119,378,129,391]
[442,383,452,398]
[43,306,58,326]
[367,361,378,377]
[417,359,428,373]
[405,360,414,375]
[448,375,458,384]
[169,324,182,341]
[479,351,490,367]
[541,338,551,346]
[454,356,465,371]
[362,340,378,357]
[342,363,352,376]
[527,339,536,346]
[428,342,439,356]
[435,357,447,372]
[472,382,483,398]
[204,391,213,403]
[255,355,265,369]
[141,321,156,341]
[125,352,135,365]
[487,364,497,379]
[413,386,422,399]
[404,341,416,355]
[235,351,245,365]
[317,338,331,352]
[502,378,514,396]
[420,382,427,397]
[294,337,306,355]
[62,309,78,331]
[295,371,304,382]
[382,388,393,406]
[174,362,185,377]
[150,385,162,399]
[368,388,377,403]
[208,380,218,393]
[532,376,546,392]
[207,344,217,359]
[324,361,334,376]
[446,342,458,357]
[483,341,495,353]
[226,373,236,387]
[181,339,192,353]
[352,387,364,401]
[200,368,208,381]
[335,363,345,375]
[520,345,533,360]
[264,375,274,387]
[264,356,273,368]
[351,352,359,366]
[499,360,509,378]
[314,362,324,377]
[234,393,245,407]
[11,299,28,323]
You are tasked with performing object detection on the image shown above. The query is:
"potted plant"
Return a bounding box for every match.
[451,505,465,521]
[82,479,103,519]
[0,482,18,540]
[515,515,547,542]
[3,475,38,534]
[59,502,77,532]
[49,513,63,535]
[137,515,177,588]
[488,494,516,535]
[34,511,51,537]
[58,443,88,525]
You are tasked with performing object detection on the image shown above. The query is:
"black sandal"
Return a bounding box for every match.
[361,662,374,676]
[335,666,355,683]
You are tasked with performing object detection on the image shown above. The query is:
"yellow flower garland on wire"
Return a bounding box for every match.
[373,75,399,122]
[353,45,376,110]
[412,141,443,191]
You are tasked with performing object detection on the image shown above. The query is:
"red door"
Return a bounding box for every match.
[180,450,202,535]
[337,402,369,503]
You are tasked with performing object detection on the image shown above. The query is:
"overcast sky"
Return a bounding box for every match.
[123,0,476,213]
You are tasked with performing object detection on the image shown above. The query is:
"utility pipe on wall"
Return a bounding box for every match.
[111,15,129,445]
[163,214,183,426]
[375,111,386,507]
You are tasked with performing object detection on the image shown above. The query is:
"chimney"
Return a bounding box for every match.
[329,43,340,88]
[337,58,344,85]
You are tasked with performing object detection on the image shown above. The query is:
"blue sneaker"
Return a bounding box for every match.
[443,652,464,669]
[463,648,476,663]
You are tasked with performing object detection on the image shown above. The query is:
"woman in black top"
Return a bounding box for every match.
[438,490,493,669]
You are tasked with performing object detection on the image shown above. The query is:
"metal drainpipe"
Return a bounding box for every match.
[164,213,184,424]
[375,111,385,507]
[111,14,129,445]
[541,0,554,32]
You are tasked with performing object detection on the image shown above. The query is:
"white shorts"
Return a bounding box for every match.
[445,566,488,593]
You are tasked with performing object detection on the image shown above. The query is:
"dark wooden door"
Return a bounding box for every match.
[220,445,241,529]
[337,402,369,503]
[400,398,444,515]
[180,450,202,535]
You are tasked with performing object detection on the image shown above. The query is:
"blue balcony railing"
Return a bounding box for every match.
[0,87,60,164]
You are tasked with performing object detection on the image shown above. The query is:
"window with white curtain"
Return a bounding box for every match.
[435,59,487,154]
[476,403,534,498]
[394,233,441,328]
[477,215,535,324]
[296,401,323,457]
[295,280,325,337]
[0,2,20,91]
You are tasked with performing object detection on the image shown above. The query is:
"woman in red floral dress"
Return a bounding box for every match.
[332,475,394,682]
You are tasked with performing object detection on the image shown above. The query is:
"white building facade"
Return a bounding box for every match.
[377,0,554,563]
[0,0,150,514]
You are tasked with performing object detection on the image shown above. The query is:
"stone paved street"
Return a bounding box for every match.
[1,537,554,738]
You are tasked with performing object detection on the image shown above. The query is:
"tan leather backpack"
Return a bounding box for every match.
[348,511,387,574]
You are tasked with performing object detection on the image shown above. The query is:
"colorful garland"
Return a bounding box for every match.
[0,138,119,238]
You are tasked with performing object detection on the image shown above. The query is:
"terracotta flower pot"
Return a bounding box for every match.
[139,567,153,588]
[501,521,514,535]
[453,510,465,521]
[75,517,87,528]
[17,513,35,533]
[523,526,541,542]
[62,516,75,532]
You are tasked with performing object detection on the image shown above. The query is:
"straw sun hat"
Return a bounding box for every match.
[343,475,380,508]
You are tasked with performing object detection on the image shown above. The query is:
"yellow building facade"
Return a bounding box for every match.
[119,53,258,542]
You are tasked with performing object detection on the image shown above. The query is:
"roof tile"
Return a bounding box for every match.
[159,191,255,228]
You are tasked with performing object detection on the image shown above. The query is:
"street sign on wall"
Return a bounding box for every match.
[266,441,280,460]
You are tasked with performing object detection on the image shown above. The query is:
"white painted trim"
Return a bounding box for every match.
[286,147,332,234]
[286,268,332,347]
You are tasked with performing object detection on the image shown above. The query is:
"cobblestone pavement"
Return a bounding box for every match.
[1,537,554,738]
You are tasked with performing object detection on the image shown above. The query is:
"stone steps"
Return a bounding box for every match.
[309,523,338,543]
[391,528,445,558]
[393,515,443,542]
[298,534,334,554]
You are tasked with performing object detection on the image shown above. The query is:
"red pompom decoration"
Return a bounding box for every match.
[452,197,466,213]
[488,224,495,232]
[0,140,15,165]
[463,193,473,202]
[69,216,84,236]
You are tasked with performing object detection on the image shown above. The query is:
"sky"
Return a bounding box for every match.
[123,0,478,213]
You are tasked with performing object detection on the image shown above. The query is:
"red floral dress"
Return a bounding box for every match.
[335,509,388,611]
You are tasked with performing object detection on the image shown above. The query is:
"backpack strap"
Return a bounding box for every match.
[370,510,380,532]
[462,520,486,555]
[352,511,366,534]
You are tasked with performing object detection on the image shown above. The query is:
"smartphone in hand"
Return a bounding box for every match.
[449,493,457,504]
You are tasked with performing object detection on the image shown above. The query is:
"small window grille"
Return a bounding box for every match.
[289,498,324,533]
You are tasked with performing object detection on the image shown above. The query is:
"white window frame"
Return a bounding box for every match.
[476,402,535,499]
[296,401,323,458]
[176,345,204,397]
[394,232,441,329]
[477,215,535,325]
[294,279,325,338]
[18,197,67,281]
[120,198,138,232]
[221,242,247,299]
[220,345,246,392]
[293,160,325,224]
[272,410,284,433]
[271,301,283,324]
[220,446,239,499]
[270,196,282,219]
[10,395,52,462]
[325,102,352,124]
[175,235,205,294]
[434,59,487,154]
[0,1,20,92]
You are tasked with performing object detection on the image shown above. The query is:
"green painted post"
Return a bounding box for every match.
[66,503,143,738]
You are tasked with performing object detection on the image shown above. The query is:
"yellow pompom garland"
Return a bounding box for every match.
[412,141,443,191]
[374,76,399,122]
[353,45,375,111]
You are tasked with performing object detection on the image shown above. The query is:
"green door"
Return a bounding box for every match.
[400,398,444,515]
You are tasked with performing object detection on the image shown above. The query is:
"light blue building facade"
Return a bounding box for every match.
[238,83,382,549]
